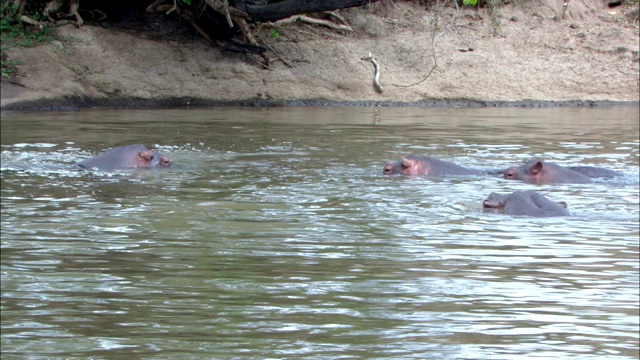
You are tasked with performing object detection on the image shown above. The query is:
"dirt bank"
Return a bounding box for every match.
[1,0,638,111]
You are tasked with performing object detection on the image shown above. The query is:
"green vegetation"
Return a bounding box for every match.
[1,1,58,78]
[1,2,57,50]
[1,55,21,79]
[270,28,280,40]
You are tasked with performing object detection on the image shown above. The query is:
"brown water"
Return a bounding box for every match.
[1,106,639,359]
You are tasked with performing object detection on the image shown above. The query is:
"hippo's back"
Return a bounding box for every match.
[77,144,148,171]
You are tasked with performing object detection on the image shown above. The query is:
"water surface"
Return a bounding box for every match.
[1,106,639,359]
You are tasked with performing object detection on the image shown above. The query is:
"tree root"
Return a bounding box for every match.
[146,0,270,68]
[7,0,83,27]
[324,11,350,27]
[224,38,270,69]
[271,14,354,32]
[148,3,216,45]
[19,14,44,27]
[43,0,83,27]
[204,0,233,28]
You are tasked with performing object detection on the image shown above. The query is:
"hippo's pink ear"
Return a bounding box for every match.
[138,150,155,163]
[401,157,415,169]
[530,161,544,175]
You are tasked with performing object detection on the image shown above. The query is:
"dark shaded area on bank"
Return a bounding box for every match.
[2,95,638,113]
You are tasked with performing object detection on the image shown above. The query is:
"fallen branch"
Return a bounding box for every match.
[273,14,353,32]
[361,52,383,93]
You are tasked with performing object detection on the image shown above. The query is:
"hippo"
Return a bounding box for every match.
[483,190,570,217]
[383,155,481,176]
[77,144,171,171]
[503,159,592,184]
[565,166,624,179]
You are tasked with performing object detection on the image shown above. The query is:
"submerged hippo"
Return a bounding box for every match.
[383,155,481,176]
[565,166,624,179]
[77,144,171,171]
[503,159,592,184]
[483,190,570,217]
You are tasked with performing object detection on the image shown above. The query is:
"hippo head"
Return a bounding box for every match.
[503,159,544,181]
[383,156,428,175]
[482,192,507,209]
[503,167,520,180]
[483,190,569,217]
[383,160,403,175]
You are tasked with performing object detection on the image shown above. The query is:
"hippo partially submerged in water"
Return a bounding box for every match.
[483,190,570,217]
[503,158,623,184]
[383,155,482,176]
[77,144,171,171]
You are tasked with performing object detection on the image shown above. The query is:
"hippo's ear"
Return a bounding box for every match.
[558,201,568,209]
[138,150,156,163]
[530,161,544,175]
[401,157,415,169]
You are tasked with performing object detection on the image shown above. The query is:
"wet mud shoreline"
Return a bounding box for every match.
[2,95,638,113]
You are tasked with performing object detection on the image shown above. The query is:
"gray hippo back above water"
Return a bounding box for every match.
[565,166,624,179]
[503,158,624,184]
[503,159,593,184]
[77,144,171,171]
[383,155,482,176]
[483,190,570,217]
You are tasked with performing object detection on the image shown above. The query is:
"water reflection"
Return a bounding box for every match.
[1,106,639,359]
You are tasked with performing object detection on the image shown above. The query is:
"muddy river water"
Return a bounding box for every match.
[1,106,639,359]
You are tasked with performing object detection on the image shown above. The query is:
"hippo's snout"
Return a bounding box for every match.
[482,199,500,208]
[159,156,171,167]
[150,153,171,168]
[383,163,394,175]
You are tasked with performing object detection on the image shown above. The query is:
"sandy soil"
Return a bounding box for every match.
[1,0,638,111]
